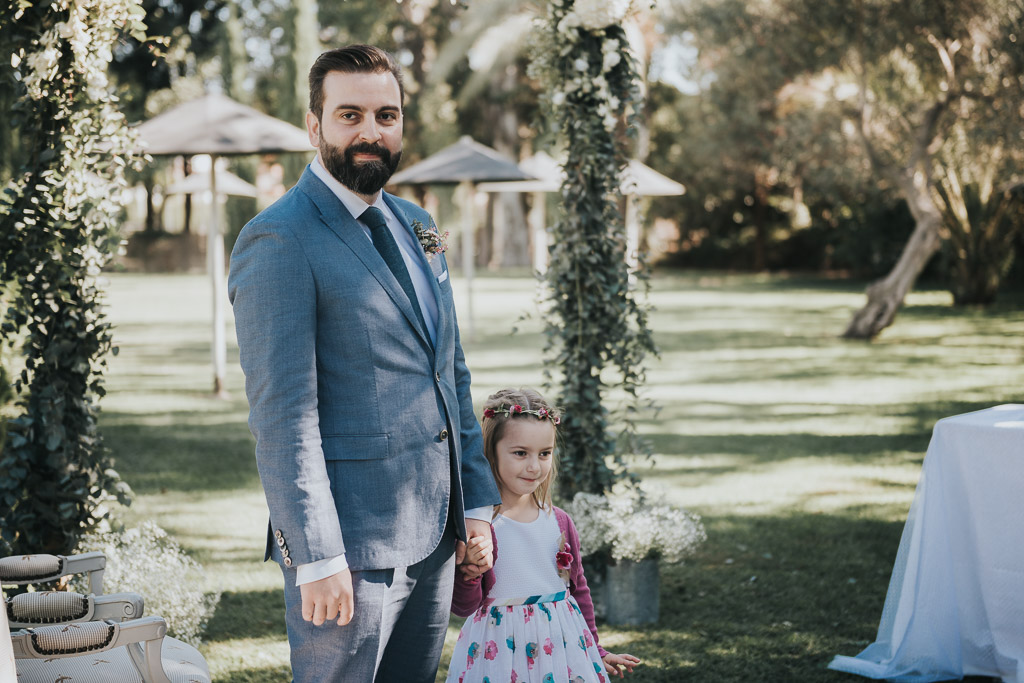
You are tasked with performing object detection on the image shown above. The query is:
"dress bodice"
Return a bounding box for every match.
[488,507,567,599]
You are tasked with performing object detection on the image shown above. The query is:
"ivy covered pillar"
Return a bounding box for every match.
[0,0,142,554]
[531,1,656,500]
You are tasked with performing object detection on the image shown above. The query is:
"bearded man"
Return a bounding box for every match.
[228,45,500,682]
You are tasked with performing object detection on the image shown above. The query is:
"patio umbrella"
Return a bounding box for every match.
[135,93,311,396]
[165,169,258,199]
[389,136,534,339]
[478,155,686,271]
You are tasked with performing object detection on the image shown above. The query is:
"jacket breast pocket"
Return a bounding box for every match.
[321,434,390,461]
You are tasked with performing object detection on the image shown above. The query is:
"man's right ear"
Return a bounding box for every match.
[306,111,320,147]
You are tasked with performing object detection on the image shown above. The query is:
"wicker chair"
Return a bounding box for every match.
[2,552,211,683]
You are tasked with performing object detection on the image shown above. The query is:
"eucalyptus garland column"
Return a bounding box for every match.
[531,1,656,499]
[0,0,142,554]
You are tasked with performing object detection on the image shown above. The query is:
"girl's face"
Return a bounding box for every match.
[493,419,555,503]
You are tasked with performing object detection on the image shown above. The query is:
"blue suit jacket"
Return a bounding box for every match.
[228,166,500,571]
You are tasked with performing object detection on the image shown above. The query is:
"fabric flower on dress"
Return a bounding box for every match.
[484,640,499,660]
[556,532,573,583]
[526,642,539,669]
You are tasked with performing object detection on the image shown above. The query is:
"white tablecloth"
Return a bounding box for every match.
[830,404,1024,682]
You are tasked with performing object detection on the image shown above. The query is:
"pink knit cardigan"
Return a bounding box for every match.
[451,506,608,658]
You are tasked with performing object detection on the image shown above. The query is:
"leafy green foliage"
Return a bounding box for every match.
[531,1,657,499]
[0,0,140,555]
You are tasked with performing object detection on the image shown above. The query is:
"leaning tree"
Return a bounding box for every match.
[837,0,1024,337]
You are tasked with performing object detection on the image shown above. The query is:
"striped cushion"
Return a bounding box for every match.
[30,620,116,654]
[8,591,91,624]
[0,554,63,583]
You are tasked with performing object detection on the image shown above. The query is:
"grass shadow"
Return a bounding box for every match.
[205,589,287,642]
[104,414,258,494]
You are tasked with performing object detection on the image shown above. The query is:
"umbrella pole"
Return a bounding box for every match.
[208,156,229,398]
[625,194,640,272]
[530,190,548,275]
[459,180,475,342]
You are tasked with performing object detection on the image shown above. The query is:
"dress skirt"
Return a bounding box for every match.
[447,591,608,683]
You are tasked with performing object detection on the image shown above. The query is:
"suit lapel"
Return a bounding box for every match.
[297,169,432,352]
[384,193,450,354]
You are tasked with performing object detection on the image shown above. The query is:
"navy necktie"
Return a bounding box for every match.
[360,206,429,338]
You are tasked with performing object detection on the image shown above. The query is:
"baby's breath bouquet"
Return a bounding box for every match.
[569,485,706,564]
[74,521,219,645]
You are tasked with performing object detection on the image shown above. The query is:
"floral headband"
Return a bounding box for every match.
[482,404,561,425]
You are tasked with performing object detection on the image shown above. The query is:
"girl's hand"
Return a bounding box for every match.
[602,653,641,677]
[464,534,493,567]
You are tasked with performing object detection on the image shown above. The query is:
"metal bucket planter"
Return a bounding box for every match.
[604,558,659,625]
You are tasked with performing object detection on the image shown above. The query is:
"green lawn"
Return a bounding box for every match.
[97,271,1023,682]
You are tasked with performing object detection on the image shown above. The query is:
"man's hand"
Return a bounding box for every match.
[299,569,353,626]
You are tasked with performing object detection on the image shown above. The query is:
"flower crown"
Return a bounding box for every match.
[482,404,561,425]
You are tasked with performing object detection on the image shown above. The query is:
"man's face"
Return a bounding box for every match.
[306,70,403,199]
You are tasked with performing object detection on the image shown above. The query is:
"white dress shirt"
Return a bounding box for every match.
[296,159,491,585]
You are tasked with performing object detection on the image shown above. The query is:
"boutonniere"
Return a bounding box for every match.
[411,218,449,262]
[556,532,572,584]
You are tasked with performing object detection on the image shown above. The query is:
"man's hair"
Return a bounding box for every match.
[308,45,404,119]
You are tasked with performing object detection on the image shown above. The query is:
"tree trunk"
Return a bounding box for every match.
[844,176,943,339]
[182,157,192,234]
[752,178,768,271]
[144,174,156,232]
[486,63,530,269]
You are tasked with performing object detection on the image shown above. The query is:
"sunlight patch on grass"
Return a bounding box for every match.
[643,455,920,517]
[202,637,291,680]
[117,490,278,593]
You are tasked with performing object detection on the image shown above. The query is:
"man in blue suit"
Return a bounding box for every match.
[228,45,500,682]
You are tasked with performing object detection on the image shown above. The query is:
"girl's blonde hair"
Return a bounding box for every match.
[481,387,561,512]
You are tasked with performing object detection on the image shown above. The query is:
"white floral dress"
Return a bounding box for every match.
[446,509,608,683]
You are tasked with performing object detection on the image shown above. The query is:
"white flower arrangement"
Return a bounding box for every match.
[569,486,707,564]
[570,0,638,30]
[74,522,220,646]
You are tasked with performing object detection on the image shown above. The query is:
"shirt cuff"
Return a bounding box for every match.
[465,506,494,523]
[295,554,349,586]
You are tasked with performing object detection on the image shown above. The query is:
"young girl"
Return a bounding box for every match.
[447,388,641,683]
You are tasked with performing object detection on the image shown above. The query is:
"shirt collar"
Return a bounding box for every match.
[311,155,388,219]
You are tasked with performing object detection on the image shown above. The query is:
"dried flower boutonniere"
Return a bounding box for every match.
[411,218,449,262]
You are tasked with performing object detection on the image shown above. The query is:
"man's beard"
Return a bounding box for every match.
[321,139,402,196]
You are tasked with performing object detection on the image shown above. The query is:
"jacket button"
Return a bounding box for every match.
[439,428,449,441]
[435,371,441,382]
[274,530,283,539]
[277,536,286,547]
[283,556,293,568]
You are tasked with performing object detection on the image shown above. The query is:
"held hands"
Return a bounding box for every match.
[458,534,493,579]
[603,653,641,678]
[456,518,493,580]
[299,568,354,627]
